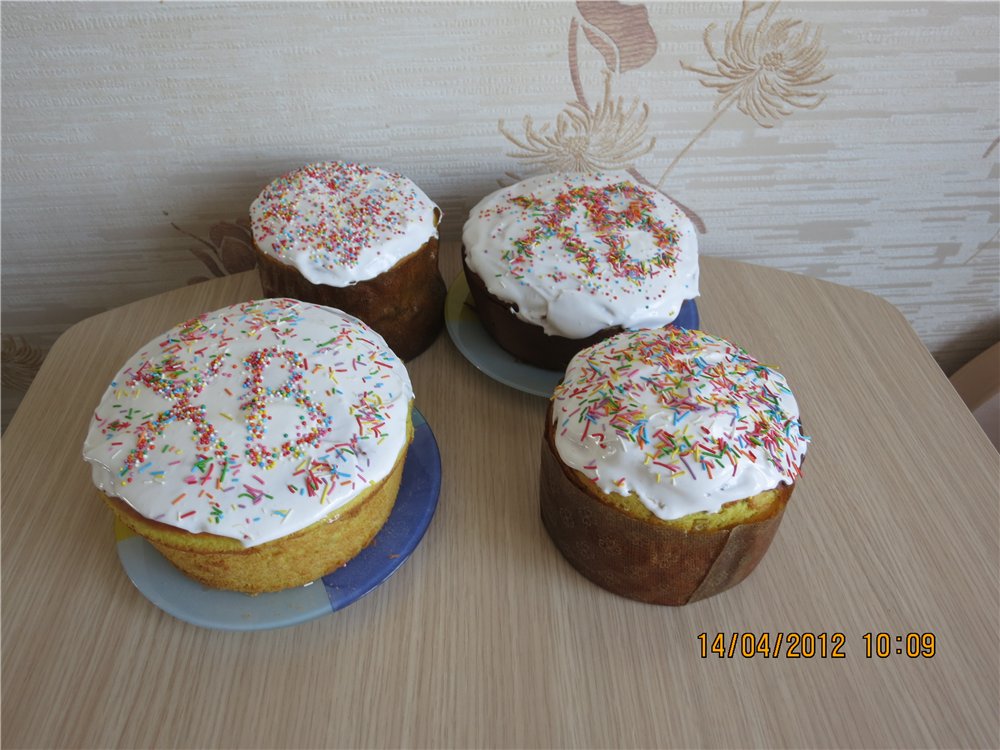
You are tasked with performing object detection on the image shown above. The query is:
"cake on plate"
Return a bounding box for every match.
[83,298,414,594]
[251,162,445,361]
[462,172,698,371]
[540,326,808,605]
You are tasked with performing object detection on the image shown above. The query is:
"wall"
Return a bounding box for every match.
[3,1,998,427]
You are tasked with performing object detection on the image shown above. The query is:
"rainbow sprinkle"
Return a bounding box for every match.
[84,298,413,547]
[251,162,433,273]
[553,327,809,508]
[506,182,679,286]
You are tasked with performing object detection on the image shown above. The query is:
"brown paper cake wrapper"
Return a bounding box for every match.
[539,418,792,605]
[257,220,445,362]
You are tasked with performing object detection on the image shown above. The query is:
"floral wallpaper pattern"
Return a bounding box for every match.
[1,2,997,431]
[175,218,257,286]
[500,1,832,233]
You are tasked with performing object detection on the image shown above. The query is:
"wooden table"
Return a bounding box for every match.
[3,245,998,749]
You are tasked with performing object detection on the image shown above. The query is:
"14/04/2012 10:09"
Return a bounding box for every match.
[697,632,937,659]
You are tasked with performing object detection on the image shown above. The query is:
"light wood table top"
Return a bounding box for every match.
[3,245,998,749]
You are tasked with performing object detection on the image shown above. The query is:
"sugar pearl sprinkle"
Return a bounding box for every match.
[83,298,413,548]
[462,172,699,339]
[552,327,809,520]
[250,162,438,286]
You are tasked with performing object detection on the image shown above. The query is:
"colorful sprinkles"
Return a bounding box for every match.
[82,299,413,547]
[552,327,809,518]
[250,162,437,282]
[463,172,698,338]
[506,182,679,285]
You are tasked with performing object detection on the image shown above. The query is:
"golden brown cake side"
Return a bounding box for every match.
[251,162,445,361]
[257,230,445,361]
[103,415,413,594]
[539,414,792,605]
[83,298,416,595]
[540,327,808,605]
[462,253,621,371]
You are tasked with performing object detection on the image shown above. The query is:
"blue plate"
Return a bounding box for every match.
[114,409,441,631]
[445,273,699,397]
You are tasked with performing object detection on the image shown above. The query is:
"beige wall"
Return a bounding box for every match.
[3,1,998,427]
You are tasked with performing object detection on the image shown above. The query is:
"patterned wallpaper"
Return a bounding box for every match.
[2,1,998,428]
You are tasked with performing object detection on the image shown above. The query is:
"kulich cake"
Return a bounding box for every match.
[251,162,446,361]
[83,298,414,594]
[462,172,698,371]
[540,327,808,605]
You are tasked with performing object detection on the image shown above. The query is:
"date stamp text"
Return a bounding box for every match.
[697,632,936,659]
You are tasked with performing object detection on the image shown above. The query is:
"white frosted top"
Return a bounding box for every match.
[463,172,698,338]
[83,298,413,547]
[251,162,439,287]
[551,327,808,520]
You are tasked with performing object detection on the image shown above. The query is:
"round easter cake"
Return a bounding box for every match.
[462,171,699,371]
[83,298,414,594]
[251,162,446,360]
[540,326,808,605]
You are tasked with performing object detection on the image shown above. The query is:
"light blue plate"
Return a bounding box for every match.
[115,409,441,631]
[445,273,699,397]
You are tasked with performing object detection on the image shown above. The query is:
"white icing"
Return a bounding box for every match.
[250,162,439,287]
[551,328,808,520]
[462,171,698,339]
[82,298,413,547]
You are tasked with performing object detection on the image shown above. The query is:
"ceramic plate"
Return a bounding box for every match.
[445,273,700,397]
[114,409,441,631]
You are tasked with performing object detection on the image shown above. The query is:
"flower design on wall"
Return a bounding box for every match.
[499,0,833,232]
[173,217,257,285]
[659,1,832,186]
[575,0,658,75]
[684,1,831,127]
[499,72,655,172]
[501,1,659,175]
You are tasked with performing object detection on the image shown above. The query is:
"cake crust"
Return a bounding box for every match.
[463,253,621,371]
[258,230,445,362]
[83,298,416,594]
[462,172,699,371]
[105,417,413,594]
[539,414,792,605]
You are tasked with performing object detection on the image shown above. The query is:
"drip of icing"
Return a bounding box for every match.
[251,162,439,287]
[551,327,808,519]
[463,171,698,338]
[82,298,413,547]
